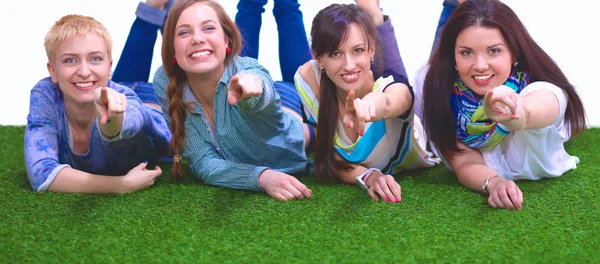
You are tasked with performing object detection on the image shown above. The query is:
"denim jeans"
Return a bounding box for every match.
[111,17,161,105]
[430,1,459,58]
[235,0,312,83]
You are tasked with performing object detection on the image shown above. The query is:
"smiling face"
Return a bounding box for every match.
[317,23,374,94]
[173,2,229,75]
[47,32,112,104]
[454,26,513,96]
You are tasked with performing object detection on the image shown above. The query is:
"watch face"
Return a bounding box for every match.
[356,178,369,191]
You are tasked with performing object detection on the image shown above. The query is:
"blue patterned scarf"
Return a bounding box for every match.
[450,70,530,150]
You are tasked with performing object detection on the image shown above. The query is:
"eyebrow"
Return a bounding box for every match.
[60,51,104,58]
[176,20,217,30]
[457,43,505,50]
[338,42,365,51]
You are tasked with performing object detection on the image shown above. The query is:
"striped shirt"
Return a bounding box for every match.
[294,60,440,174]
[153,56,312,191]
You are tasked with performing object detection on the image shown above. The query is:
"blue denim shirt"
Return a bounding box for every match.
[153,56,312,191]
[24,77,171,191]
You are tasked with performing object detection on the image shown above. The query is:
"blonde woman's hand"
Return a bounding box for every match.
[365,171,402,203]
[93,87,126,124]
[120,162,163,193]
[227,73,263,105]
[258,170,312,201]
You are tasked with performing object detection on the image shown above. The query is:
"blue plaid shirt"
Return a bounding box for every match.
[153,56,312,191]
[24,78,172,191]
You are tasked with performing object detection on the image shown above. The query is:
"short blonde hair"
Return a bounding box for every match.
[44,14,113,63]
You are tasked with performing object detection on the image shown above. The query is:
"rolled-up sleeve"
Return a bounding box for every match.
[24,82,70,192]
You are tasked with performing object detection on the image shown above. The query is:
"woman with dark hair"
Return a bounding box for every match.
[152,0,313,201]
[294,2,440,203]
[421,0,587,209]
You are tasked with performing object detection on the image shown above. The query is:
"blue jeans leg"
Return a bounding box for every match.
[112,17,160,83]
[273,0,312,83]
[430,1,457,58]
[235,0,268,59]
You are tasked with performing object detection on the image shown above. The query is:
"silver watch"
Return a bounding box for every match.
[355,168,381,191]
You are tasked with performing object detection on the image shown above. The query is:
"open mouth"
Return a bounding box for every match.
[73,81,96,91]
[341,72,360,83]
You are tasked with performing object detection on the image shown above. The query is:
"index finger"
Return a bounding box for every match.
[100,87,109,104]
[346,90,356,113]
[228,75,242,91]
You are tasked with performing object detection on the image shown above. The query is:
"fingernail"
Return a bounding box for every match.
[397,197,401,203]
[360,132,364,137]
[375,197,379,201]
[384,197,389,202]
[143,160,147,163]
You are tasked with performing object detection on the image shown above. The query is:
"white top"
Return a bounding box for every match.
[481,81,578,180]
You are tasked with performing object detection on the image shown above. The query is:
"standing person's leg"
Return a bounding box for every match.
[235,0,268,59]
[273,0,312,83]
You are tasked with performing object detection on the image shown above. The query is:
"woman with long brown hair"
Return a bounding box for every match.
[153,0,313,201]
[421,0,587,209]
[294,2,440,203]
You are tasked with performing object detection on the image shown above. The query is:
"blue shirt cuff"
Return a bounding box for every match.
[135,2,167,27]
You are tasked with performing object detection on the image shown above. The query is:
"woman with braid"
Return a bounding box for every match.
[420,0,587,209]
[153,0,312,201]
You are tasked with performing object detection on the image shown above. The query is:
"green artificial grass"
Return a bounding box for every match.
[1,126,598,263]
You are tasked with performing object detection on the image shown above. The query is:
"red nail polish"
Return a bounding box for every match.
[360,132,364,137]
[384,197,389,202]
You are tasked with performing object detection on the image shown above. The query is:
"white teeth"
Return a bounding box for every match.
[191,51,211,57]
[342,73,359,81]
[76,82,93,88]
[474,75,491,81]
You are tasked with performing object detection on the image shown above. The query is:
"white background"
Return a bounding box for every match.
[0,0,597,127]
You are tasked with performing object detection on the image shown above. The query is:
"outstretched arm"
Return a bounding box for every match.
[484,82,563,132]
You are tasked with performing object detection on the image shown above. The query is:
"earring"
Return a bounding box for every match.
[320,67,325,73]
[226,46,231,53]
[371,58,374,65]
[172,57,177,64]
[513,61,519,67]
[454,65,457,71]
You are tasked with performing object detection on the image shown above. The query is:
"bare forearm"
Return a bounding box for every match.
[98,113,124,138]
[450,142,498,194]
[364,84,411,120]
[501,90,560,131]
[48,167,127,193]
[454,162,498,194]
